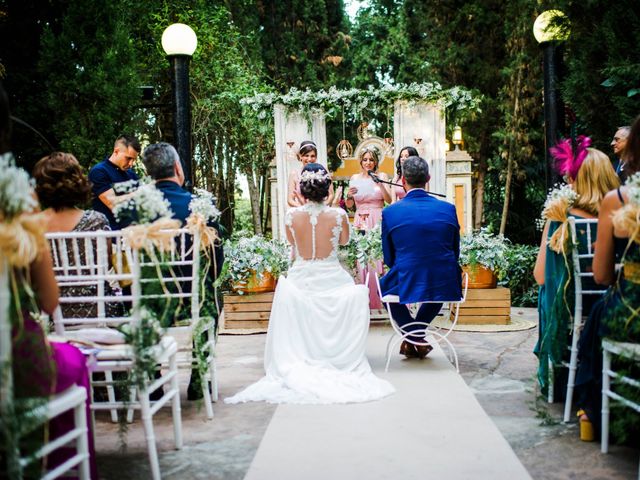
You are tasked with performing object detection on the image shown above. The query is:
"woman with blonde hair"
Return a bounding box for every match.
[533,139,619,401]
[574,114,640,442]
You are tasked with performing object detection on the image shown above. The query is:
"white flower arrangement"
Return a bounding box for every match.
[460,228,511,278]
[625,172,640,205]
[0,153,38,220]
[113,181,172,224]
[341,224,383,271]
[217,235,290,289]
[189,188,221,222]
[240,83,482,125]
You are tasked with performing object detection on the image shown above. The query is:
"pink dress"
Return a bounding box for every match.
[13,315,97,479]
[351,177,385,309]
[392,178,407,202]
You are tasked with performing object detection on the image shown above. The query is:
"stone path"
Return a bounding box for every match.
[244,328,531,480]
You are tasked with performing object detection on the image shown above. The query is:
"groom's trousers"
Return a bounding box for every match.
[388,303,443,342]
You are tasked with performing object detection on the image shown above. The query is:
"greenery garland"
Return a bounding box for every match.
[240,82,483,125]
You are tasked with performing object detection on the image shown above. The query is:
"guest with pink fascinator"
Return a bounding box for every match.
[533,136,619,405]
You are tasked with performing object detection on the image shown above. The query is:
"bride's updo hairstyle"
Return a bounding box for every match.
[299,163,331,203]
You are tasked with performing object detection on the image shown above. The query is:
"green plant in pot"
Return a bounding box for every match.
[459,228,511,288]
[217,235,290,294]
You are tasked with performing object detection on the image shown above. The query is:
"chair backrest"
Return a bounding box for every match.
[46,228,200,333]
[568,217,606,319]
[136,228,201,326]
[46,229,140,333]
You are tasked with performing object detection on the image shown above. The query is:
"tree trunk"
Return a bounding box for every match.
[473,158,486,229]
[246,169,263,235]
[499,66,523,235]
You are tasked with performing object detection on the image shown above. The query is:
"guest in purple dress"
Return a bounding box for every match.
[391,146,418,203]
[345,148,392,309]
[1,81,96,477]
[11,231,98,479]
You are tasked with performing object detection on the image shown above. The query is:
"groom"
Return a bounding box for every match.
[379,156,462,358]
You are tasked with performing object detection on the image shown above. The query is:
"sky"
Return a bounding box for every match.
[345,0,366,20]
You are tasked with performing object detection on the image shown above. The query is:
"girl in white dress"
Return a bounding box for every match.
[225,163,394,404]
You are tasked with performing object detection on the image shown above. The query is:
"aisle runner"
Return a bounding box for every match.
[244,329,532,480]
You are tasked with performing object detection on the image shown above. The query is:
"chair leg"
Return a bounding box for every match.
[170,354,183,449]
[139,385,162,480]
[202,365,214,420]
[601,348,611,454]
[104,370,119,423]
[564,330,581,423]
[74,395,91,480]
[547,359,554,404]
[126,386,137,423]
[210,355,219,402]
[385,336,401,373]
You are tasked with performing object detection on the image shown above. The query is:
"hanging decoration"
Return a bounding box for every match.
[382,109,394,158]
[413,137,426,156]
[335,106,353,162]
[357,121,371,141]
[285,141,298,162]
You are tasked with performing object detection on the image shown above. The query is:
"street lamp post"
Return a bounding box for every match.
[162,23,197,191]
[534,10,569,190]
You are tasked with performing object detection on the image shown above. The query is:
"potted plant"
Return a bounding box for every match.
[218,235,290,294]
[460,228,510,288]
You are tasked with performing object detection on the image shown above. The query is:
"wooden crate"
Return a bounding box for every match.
[220,292,274,334]
[453,286,511,325]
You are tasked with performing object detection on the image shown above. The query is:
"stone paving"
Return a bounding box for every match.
[95,308,639,479]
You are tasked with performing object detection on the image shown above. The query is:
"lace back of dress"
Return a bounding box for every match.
[286,203,344,261]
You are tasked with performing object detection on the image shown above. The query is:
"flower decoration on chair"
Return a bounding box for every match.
[114,182,181,253]
[0,153,53,472]
[541,184,578,254]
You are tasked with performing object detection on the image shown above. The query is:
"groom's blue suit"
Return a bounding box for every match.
[380,188,461,336]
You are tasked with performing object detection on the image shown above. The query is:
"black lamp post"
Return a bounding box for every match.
[162,23,197,191]
[534,10,569,190]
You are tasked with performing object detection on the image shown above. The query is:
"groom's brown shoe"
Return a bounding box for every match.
[415,344,433,359]
[399,341,419,358]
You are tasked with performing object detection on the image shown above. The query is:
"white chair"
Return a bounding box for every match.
[601,339,640,479]
[136,228,218,419]
[550,218,605,422]
[374,271,469,372]
[46,230,183,480]
[0,259,91,479]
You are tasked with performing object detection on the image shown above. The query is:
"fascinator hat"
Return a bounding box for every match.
[550,135,592,180]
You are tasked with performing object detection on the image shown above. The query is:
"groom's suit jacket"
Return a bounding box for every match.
[379,188,461,304]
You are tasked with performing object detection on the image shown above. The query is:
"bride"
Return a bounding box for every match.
[225,163,394,404]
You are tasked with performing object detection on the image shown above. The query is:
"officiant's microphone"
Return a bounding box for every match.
[367,170,446,198]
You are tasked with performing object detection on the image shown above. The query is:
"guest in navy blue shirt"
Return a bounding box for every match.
[88,135,141,229]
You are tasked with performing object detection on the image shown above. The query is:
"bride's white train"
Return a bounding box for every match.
[225,166,394,405]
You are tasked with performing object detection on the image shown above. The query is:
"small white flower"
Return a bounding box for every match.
[0,153,38,220]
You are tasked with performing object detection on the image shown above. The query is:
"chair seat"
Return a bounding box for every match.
[93,335,177,362]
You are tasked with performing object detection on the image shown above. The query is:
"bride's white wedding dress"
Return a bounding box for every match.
[225,202,394,404]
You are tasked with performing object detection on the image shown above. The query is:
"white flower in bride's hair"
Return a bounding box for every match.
[300,170,331,184]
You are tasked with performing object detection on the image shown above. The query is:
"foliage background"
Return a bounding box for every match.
[0,0,638,242]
